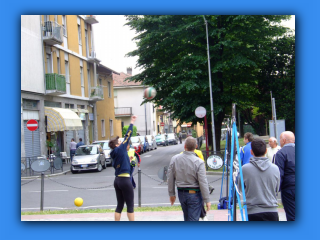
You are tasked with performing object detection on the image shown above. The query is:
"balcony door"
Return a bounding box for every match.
[46,53,52,73]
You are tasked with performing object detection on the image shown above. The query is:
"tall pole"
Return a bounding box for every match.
[203,15,216,152]
[144,86,148,135]
[204,115,209,159]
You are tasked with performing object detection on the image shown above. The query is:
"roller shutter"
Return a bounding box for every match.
[24,120,41,157]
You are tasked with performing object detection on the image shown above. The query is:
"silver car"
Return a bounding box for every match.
[71,145,106,173]
[92,140,112,167]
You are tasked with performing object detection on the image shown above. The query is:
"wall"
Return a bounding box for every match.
[21,15,45,94]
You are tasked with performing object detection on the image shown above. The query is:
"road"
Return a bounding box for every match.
[21,142,224,212]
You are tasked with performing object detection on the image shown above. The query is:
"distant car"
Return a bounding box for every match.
[167,133,178,145]
[71,145,106,173]
[221,128,239,140]
[155,135,169,146]
[130,136,143,154]
[92,140,112,167]
[138,136,150,152]
[146,135,157,150]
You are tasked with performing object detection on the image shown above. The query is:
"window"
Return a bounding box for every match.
[87,68,91,97]
[110,120,113,136]
[108,81,111,97]
[78,18,82,45]
[62,15,67,36]
[65,59,70,95]
[65,104,74,109]
[57,57,60,74]
[99,78,102,86]
[101,120,105,137]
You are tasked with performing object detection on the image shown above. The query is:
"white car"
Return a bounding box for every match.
[71,145,106,173]
[146,135,157,150]
[92,140,112,167]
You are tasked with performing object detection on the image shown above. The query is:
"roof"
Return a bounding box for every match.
[97,63,120,75]
[113,72,142,87]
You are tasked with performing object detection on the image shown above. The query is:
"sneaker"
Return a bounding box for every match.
[203,216,208,221]
[209,186,215,194]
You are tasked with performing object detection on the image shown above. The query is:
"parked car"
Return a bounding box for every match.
[155,135,169,146]
[71,145,106,173]
[146,135,157,150]
[138,136,150,152]
[221,128,239,140]
[92,140,112,167]
[130,136,143,154]
[167,133,178,145]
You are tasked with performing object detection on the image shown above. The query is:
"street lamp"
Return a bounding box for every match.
[203,15,216,152]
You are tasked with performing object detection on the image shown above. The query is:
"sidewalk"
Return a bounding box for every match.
[21,209,286,221]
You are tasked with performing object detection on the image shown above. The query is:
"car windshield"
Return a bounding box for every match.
[167,134,175,139]
[130,137,140,143]
[75,146,98,155]
[93,142,110,150]
[156,135,165,140]
[138,136,145,143]
[146,135,152,141]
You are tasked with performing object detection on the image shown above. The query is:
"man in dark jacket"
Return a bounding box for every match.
[274,131,295,221]
[76,138,84,148]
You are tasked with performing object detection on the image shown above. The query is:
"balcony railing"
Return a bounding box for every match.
[115,107,132,117]
[90,86,104,101]
[84,15,99,24]
[45,73,66,95]
[87,51,100,63]
[42,21,63,45]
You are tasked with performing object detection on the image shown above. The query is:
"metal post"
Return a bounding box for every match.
[203,15,216,152]
[138,167,141,207]
[40,173,44,211]
[272,98,278,142]
[204,115,209,159]
[144,86,148,135]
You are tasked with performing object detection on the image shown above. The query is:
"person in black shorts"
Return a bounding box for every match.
[109,115,137,221]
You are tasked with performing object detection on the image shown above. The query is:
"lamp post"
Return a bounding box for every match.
[203,15,216,152]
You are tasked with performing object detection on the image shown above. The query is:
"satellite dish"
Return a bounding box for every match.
[207,155,223,170]
[31,159,50,172]
[158,166,169,181]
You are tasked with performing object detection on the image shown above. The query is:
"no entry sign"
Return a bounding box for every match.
[26,119,38,131]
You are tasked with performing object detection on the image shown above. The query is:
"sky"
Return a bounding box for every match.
[94,15,295,75]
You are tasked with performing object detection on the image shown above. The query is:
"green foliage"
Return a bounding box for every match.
[125,15,294,148]
[192,129,197,138]
[122,125,137,137]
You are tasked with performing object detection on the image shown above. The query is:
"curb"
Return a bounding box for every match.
[21,170,71,180]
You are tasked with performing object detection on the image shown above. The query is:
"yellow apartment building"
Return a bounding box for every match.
[21,15,121,158]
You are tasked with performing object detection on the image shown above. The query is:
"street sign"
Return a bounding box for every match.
[207,155,223,170]
[26,119,38,131]
[160,122,165,127]
[195,106,206,118]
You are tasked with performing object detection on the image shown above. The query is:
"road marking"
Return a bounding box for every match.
[152,187,168,189]
[29,190,69,193]
[87,188,114,191]
[143,155,152,157]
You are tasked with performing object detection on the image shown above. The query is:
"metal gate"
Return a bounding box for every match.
[24,120,41,157]
[65,130,74,152]
[77,121,85,143]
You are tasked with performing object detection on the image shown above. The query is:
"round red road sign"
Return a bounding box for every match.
[160,122,165,127]
[26,119,38,131]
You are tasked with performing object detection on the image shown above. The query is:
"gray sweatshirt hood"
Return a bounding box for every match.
[249,157,271,171]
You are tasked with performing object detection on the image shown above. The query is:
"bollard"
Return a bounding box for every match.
[40,172,44,211]
[138,167,141,207]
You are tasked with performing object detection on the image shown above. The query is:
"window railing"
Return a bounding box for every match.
[45,73,66,93]
[115,107,132,116]
[90,86,104,99]
[42,21,63,42]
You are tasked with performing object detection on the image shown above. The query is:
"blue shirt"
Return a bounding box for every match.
[76,141,84,148]
[240,142,253,165]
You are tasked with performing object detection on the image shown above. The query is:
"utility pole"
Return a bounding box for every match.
[203,15,216,152]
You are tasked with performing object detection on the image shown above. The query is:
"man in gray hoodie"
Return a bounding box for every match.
[239,138,280,221]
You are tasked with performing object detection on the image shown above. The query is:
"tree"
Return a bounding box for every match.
[125,15,292,150]
[122,125,137,137]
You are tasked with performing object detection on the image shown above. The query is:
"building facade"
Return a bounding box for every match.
[113,68,156,136]
[21,15,119,158]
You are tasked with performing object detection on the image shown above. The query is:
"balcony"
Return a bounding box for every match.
[42,21,63,45]
[87,51,101,63]
[45,73,66,95]
[90,86,104,101]
[115,107,132,117]
[84,15,99,24]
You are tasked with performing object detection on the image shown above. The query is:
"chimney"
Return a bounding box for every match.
[127,67,132,75]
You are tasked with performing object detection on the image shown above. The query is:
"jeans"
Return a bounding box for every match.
[281,189,295,221]
[70,149,76,161]
[178,190,203,221]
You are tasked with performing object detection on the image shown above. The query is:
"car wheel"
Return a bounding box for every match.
[70,167,77,174]
[108,159,113,167]
[102,160,106,169]
[97,163,102,172]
